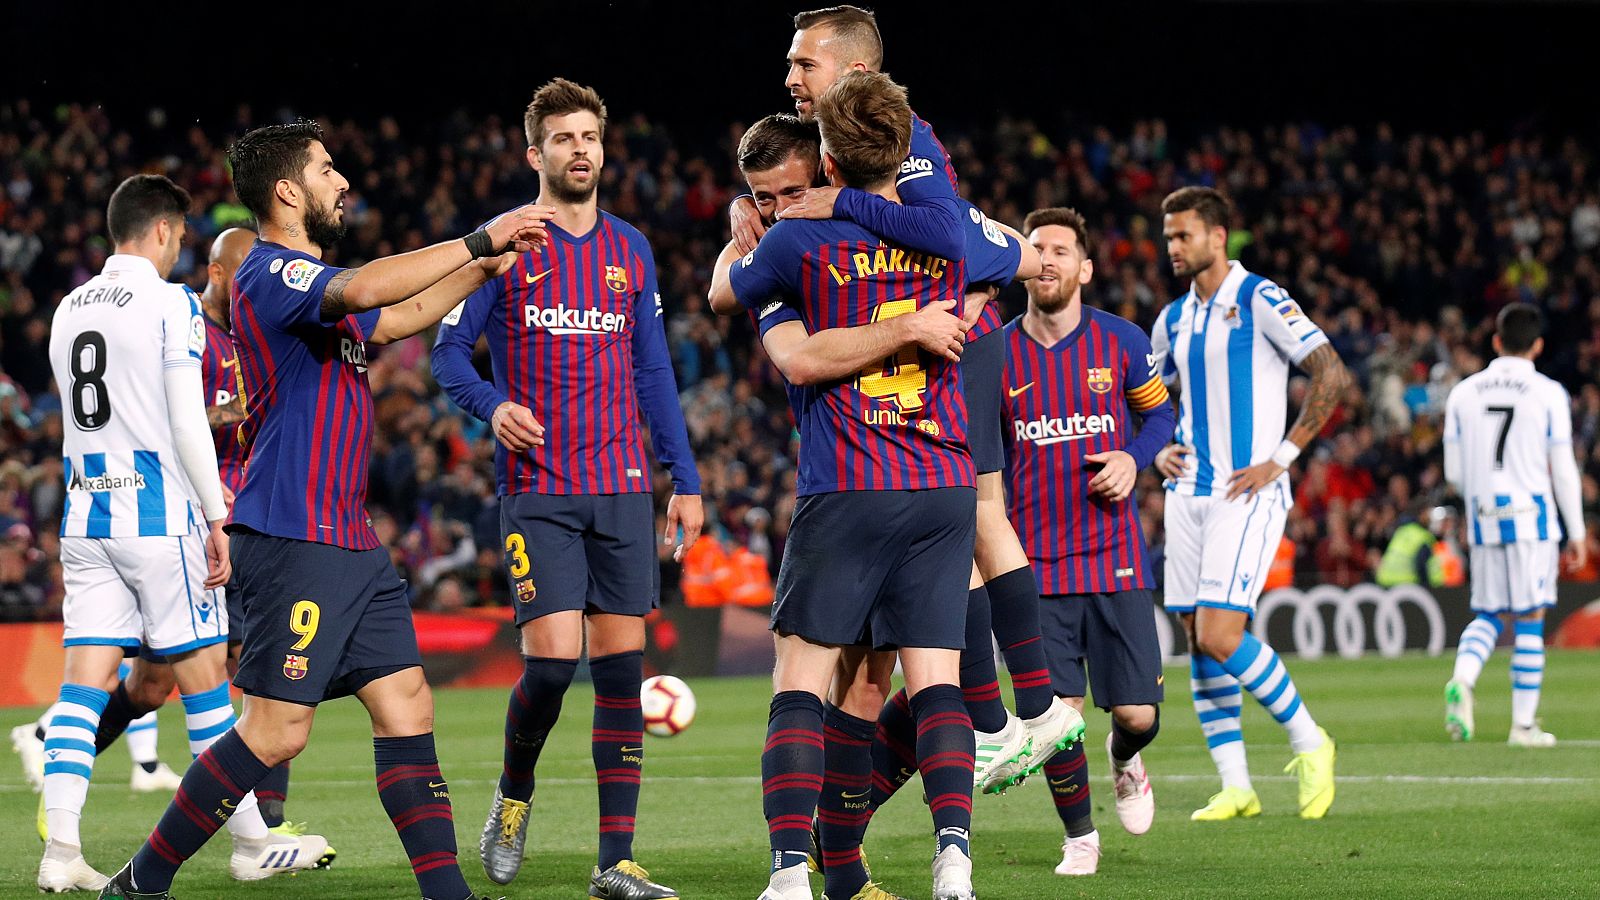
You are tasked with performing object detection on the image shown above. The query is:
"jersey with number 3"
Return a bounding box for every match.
[728,217,973,496]
[1149,261,1329,497]
[1444,356,1571,546]
[50,254,209,537]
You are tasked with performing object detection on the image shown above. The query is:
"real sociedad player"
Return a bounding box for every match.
[1003,208,1173,875]
[101,122,551,900]
[736,5,1080,786]
[714,71,980,900]
[1148,186,1347,823]
[432,78,700,900]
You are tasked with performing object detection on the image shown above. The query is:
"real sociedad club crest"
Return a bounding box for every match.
[1086,367,1114,394]
[605,265,629,292]
[283,654,310,681]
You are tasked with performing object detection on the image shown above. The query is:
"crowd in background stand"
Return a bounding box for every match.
[2,99,1598,621]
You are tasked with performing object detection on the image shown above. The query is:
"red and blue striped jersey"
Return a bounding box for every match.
[729,218,974,495]
[1002,307,1176,595]
[432,212,700,497]
[229,241,381,550]
[201,316,247,494]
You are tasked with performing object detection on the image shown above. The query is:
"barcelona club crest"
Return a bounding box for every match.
[605,265,630,293]
[1086,367,1114,394]
[516,579,537,604]
[283,654,309,681]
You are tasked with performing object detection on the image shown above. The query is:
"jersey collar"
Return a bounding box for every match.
[1488,355,1536,373]
[103,254,159,278]
[1187,260,1245,309]
[1020,305,1093,352]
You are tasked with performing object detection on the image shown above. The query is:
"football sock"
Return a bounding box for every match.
[959,584,1009,734]
[868,688,917,816]
[1109,710,1160,768]
[911,684,974,858]
[1044,741,1093,837]
[126,709,162,772]
[499,655,577,804]
[590,650,645,870]
[255,762,292,828]
[179,682,267,840]
[1511,618,1546,729]
[130,729,268,893]
[1191,653,1250,790]
[95,680,154,754]
[375,732,469,900]
[42,683,109,847]
[762,690,825,874]
[985,567,1053,720]
[819,704,876,900]
[1453,613,1503,687]
[1219,633,1323,754]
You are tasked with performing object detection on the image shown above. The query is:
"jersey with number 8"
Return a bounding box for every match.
[1444,356,1578,546]
[50,254,212,537]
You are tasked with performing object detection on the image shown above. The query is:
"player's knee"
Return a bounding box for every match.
[1193,628,1242,662]
[1112,704,1157,733]
[126,675,172,713]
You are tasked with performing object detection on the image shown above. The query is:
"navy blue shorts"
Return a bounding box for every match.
[1040,590,1165,710]
[962,327,1006,475]
[772,487,976,650]
[225,570,244,644]
[231,529,420,706]
[500,492,659,627]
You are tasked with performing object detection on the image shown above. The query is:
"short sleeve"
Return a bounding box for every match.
[754,298,803,337]
[1252,281,1329,365]
[242,248,347,331]
[962,204,1023,286]
[163,285,205,369]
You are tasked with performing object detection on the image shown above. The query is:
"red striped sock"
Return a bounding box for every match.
[987,567,1053,720]
[911,684,974,857]
[763,691,825,872]
[129,729,268,893]
[868,688,917,818]
[590,650,644,870]
[374,733,468,899]
[1045,742,1093,837]
[820,705,876,899]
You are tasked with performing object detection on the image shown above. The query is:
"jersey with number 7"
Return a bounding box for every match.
[1443,356,1583,546]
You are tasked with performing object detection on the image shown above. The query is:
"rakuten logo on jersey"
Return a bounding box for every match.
[1013,413,1116,446]
[524,304,628,336]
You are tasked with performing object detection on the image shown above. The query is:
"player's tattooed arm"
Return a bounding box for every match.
[206,395,246,429]
[1285,344,1351,449]
[319,268,362,319]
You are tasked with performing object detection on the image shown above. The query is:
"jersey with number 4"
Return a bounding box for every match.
[1149,261,1329,498]
[728,217,973,495]
[50,254,208,537]
[1444,356,1571,546]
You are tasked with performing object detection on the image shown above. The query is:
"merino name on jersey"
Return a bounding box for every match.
[728,216,973,496]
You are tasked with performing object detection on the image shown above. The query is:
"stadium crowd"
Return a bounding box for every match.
[1,98,1598,620]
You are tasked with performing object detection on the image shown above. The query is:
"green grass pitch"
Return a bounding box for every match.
[5,651,1598,898]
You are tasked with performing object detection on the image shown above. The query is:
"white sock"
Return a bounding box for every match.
[125,710,160,767]
[1510,619,1545,729]
[1452,615,1502,687]
[34,702,59,740]
[42,685,110,847]
[1192,655,1251,791]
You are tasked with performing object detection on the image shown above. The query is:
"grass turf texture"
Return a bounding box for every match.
[4,651,1598,898]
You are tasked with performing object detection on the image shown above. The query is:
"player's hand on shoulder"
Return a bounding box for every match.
[962,285,999,328]
[775,186,841,222]
[478,251,520,278]
[665,493,704,563]
[1226,459,1286,501]
[1084,450,1137,503]
[1155,444,1192,480]
[491,401,545,452]
[485,204,556,253]
[730,195,765,255]
[901,299,967,362]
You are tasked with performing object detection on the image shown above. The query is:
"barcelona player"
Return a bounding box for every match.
[433,79,701,900]
[1003,208,1173,875]
[101,122,551,900]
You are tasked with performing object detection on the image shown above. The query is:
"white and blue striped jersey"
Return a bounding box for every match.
[1149,261,1329,497]
[49,254,208,537]
[1443,356,1579,546]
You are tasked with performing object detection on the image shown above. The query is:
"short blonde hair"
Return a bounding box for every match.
[813,70,910,189]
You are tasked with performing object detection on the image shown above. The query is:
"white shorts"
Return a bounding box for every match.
[1469,542,1558,615]
[1162,481,1291,615]
[60,527,227,656]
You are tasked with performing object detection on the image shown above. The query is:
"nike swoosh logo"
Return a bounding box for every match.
[619,746,643,753]
[220,799,236,808]
[1048,777,1072,787]
[525,269,554,286]
[841,789,870,799]
[1008,382,1035,398]
[221,358,238,368]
